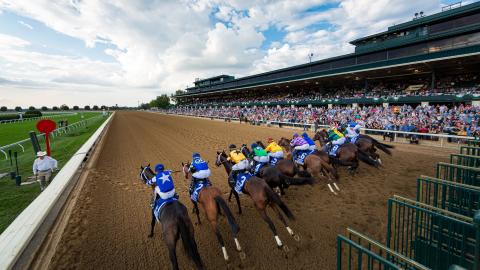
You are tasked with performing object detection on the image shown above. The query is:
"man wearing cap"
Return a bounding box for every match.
[146,164,178,220]
[33,151,58,191]
[265,138,284,159]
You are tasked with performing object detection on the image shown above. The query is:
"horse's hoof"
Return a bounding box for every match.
[294,234,301,242]
[282,245,290,253]
[239,251,247,260]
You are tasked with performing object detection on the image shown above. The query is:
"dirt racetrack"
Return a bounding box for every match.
[47,111,452,270]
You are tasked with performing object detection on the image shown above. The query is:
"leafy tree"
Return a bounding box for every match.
[52,106,59,111]
[73,105,79,110]
[93,105,99,110]
[175,89,186,95]
[0,106,7,112]
[41,106,48,111]
[28,106,35,111]
[14,106,22,112]
[139,103,150,110]
[84,105,91,110]
[60,104,69,110]
[100,105,107,110]
[149,94,170,109]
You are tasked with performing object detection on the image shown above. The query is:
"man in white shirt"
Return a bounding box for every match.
[32,151,58,191]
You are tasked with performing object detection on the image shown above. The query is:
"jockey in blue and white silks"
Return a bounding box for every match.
[188,153,212,202]
[147,164,178,221]
[345,121,361,144]
[302,132,317,151]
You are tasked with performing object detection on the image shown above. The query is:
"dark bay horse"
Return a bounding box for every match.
[277,138,341,195]
[181,162,243,261]
[140,165,203,270]
[215,151,299,248]
[240,144,315,195]
[356,134,394,164]
[313,130,379,172]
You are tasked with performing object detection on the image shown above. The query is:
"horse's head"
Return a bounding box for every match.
[278,137,290,147]
[240,144,251,157]
[181,162,191,180]
[314,129,328,146]
[215,150,228,167]
[139,163,154,184]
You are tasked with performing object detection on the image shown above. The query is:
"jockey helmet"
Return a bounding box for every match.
[251,143,258,149]
[155,164,164,172]
[192,152,200,159]
[293,133,299,138]
[229,144,236,149]
[349,122,356,128]
[267,137,273,143]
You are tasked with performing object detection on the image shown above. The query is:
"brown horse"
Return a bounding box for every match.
[277,137,341,195]
[313,130,379,172]
[140,165,203,270]
[215,151,299,248]
[356,134,394,164]
[181,162,243,261]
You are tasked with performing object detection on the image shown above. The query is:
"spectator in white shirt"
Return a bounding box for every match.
[33,151,58,191]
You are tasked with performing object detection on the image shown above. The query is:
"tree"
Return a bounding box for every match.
[149,94,170,109]
[73,105,79,110]
[52,106,59,111]
[100,105,107,110]
[28,106,35,111]
[0,106,7,112]
[84,105,91,110]
[175,89,186,95]
[60,104,69,110]
[93,105,99,110]
[14,106,22,112]
[41,106,48,111]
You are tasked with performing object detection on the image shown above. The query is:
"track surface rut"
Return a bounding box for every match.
[49,111,450,270]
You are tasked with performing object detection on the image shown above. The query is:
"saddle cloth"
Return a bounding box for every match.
[234,172,253,194]
[329,145,340,156]
[153,197,178,222]
[252,162,267,176]
[295,149,315,165]
[269,157,282,166]
[190,180,211,202]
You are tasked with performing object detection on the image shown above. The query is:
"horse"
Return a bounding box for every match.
[215,151,299,248]
[276,138,341,194]
[240,144,315,195]
[139,165,203,270]
[181,162,243,261]
[313,130,379,173]
[354,134,394,164]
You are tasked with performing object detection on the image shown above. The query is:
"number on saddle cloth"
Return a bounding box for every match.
[234,172,252,194]
[295,149,314,165]
[350,136,358,144]
[269,157,282,166]
[329,145,340,156]
[153,196,178,222]
[190,180,211,202]
[252,162,266,176]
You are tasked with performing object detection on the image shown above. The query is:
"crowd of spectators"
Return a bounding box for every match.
[167,104,480,137]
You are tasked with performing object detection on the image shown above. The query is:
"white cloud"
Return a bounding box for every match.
[0,0,462,107]
[17,20,33,29]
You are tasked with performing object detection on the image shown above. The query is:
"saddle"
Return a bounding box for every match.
[294,149,314,165]
[269,157,283,166]
[190,179,211,202]
[233,171,252,194]
[153,196,178,222]
[251,162,267,176]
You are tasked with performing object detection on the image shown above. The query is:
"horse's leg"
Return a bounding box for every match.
[270,203,298,241]
[257,208,282,247]
[148,209,156,238]
[228,189,233,202]
[212,221,229,261]
[232,189,242,215]
[192,200,201,225]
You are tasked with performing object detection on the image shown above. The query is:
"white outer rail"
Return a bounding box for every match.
[0,113,114,270]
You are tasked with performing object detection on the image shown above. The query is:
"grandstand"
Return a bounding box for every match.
[175,1,480,108]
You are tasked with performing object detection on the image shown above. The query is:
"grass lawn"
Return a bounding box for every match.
[0,112,101,146]
[0,114,109,234]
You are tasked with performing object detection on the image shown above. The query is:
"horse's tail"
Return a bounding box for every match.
[279,173,315,186]
[371,139,394,155]
[177,205,203,269]
[357,149,379,168]
[214,196,239,236]
[264,186,295,220]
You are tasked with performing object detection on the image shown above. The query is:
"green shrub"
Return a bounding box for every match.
[23,110,42,118]
[0,114,19,121]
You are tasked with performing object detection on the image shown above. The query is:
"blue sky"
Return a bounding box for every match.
[0,0,474,107]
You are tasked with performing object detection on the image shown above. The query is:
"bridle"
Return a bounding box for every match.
[216,152,229,166]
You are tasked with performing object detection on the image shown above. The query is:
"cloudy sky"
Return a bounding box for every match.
[0,0,473,108]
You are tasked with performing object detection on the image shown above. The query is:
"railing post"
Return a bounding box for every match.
[474,210,480,270]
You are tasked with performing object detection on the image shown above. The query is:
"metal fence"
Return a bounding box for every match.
[460,146,480,156]
[467,140,480,147]
[435,163,480,186]
[416,176,480,217]
[386,196,479,270]
[450,154,480,168]
[337,228,428,270]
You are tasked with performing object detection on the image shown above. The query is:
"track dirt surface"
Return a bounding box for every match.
[49,111,452,270]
